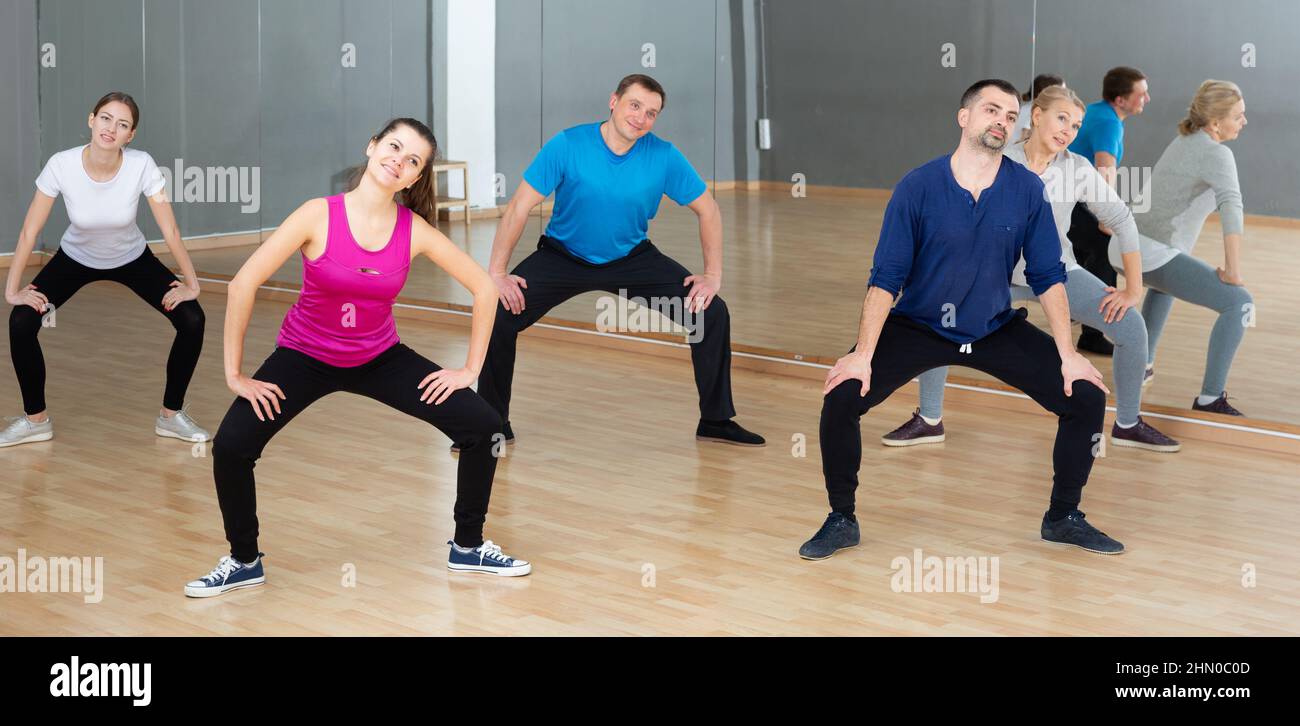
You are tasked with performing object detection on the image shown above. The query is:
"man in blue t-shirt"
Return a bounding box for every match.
[1067,66,1149,355]
[799,79,1123,561]
[473,74,764,448]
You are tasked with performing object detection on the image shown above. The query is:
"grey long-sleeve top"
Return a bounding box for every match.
[1005,140,1139,288]
[1111,129,1245,272]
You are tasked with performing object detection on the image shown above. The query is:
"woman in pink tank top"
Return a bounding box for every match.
[185,118,530,598]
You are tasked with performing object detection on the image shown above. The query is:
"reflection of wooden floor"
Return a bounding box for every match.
[174,189,1300,425]
[1,285,1296,635]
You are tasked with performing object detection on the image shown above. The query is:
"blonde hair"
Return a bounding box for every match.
[1021,85,1086,142]
[1178,79,1243,135]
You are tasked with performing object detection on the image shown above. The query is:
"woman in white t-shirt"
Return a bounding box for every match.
[3,91,210,447]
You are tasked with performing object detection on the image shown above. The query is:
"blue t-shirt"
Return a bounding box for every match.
[868,155,1066,344]
[523,122,707,264]
[1069,100,1124,165]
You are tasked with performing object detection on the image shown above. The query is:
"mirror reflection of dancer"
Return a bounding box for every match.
[800,80,1123,562]
[1127,80,1252,417]
[4,92,208,448]
[185,119,529,598]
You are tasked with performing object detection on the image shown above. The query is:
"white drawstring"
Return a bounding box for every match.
[959,343,973,354]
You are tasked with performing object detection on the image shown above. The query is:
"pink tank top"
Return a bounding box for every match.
[276,194,412,367]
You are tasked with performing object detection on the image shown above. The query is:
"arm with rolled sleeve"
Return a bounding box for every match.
[866,181,920,299]
[1021,181,1068,296]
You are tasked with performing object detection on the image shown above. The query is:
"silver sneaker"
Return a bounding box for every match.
[155,409,210,442]
[0,415,53,448]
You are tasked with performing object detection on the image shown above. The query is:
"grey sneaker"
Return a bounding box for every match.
[0,415,54,448]
[155,409,210,442]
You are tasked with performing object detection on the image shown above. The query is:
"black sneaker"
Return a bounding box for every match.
[881,408,946,447]
[1192,392,1244,417]
[1111,416,1181,452]
[1141,366,1154,388]
[1041,510,1124,554]
[1077,329,1114,356]
[450,421,515,454]
[798,512,861,560]
[696,419,766,447]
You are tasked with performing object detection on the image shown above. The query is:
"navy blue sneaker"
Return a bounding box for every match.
[184,554,266,597]
[447,540,531,576]
[1041,511,1125,554]
[798,512,861,560]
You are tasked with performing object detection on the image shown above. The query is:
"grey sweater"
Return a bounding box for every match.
[1112,130,1245,272]
[1005,140,1139,288]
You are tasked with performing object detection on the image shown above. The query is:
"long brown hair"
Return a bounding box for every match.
[350,117,440,223]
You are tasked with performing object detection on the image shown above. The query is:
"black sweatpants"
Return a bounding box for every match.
[477,236,736,422]
[211,343,503,562]
[9,246,205,415]
[819,310,1106,516]
[1067,204,1118,340]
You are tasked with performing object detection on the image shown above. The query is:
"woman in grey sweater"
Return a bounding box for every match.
[884,86,1180,452]
[1113,80,1251,416]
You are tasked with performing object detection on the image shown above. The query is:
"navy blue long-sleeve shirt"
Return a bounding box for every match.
[867,154,1066,344]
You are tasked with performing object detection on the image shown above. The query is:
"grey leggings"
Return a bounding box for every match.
[917,269,1149,424]
[1140,251,1253,397]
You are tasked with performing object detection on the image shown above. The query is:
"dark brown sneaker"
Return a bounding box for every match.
[1192,392,1244,417]
[880,408,945,447]
[1111,416,1181,452]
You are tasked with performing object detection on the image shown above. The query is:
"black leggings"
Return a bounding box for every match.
[8,246,205,415]
[1068,204,1117,340]
[211,343,503,562]
[819,310,1107,516]
[477,236,736,422]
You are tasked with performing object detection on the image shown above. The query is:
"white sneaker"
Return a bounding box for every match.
[0,415,53,448]
[156,409,210,442]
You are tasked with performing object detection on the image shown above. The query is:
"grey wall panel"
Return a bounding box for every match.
[0,0,41,254]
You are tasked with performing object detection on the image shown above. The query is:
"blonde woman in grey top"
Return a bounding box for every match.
[889,86,1181,451]
[1113,80,1251,416]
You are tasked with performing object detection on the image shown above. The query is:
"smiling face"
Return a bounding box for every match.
[959,86,1020,153]
[1031,99,1085,154]
[606,82,663,144]
[86,100,136,151]
[363,123,434,192]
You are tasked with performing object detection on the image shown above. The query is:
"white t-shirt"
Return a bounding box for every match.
[34,145,167,269]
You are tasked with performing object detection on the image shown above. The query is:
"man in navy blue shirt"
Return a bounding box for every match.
[800,79,1123,560]
[473,74,764,450]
